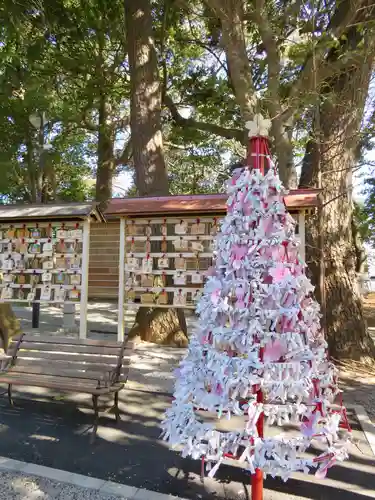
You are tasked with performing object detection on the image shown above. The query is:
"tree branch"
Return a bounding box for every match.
[175,36,228,76]
[252,0,281,107]
[109,40,127,75]
[204,0,257,121]
[115,138,132,166]
[81,112,97,132]
[113,115,130,130]
[163,93,245,143]
[282,0,365,121]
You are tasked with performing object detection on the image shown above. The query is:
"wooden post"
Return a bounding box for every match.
[317,194,326,334]
[117,217,126,341]
[79,218,90,339]
[298,210,306,263]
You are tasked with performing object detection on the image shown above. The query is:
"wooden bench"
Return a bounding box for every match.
[0,334,133,442]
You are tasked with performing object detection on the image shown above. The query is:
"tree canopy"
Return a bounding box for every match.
[1,0,375,358]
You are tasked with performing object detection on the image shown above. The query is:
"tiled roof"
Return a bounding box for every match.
[105,189,319,217]
[0,202,104,222]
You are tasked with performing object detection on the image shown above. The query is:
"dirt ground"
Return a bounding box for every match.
[339,293,375,422]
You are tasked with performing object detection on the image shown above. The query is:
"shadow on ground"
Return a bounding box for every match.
[13,302,122,335]
[0,387,374,499]
[13,301,198,337]
[340,375,375,423]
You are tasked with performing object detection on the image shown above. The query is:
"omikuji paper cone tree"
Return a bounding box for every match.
[161,115,351,482]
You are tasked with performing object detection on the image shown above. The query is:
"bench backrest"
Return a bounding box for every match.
[6,334,133,385]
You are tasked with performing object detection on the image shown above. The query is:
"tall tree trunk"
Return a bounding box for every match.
[125,0,169,196]
[300,22,375,360]
[125,0,187,346]
[95,93,116,202]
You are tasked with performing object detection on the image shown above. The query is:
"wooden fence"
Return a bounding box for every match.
[89,221,120,299]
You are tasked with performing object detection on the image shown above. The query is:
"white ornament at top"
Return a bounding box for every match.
[245,113,272,137]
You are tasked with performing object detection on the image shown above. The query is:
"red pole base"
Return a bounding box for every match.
[200,456,205,483]
[251,468,263,500]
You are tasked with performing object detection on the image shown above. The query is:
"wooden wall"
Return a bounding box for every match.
[89,221,120,299]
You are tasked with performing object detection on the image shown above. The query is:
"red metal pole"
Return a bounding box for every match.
[252,345,264,500]
[250,134,266,500]
[252,467,264,499]
[252,388,264,499]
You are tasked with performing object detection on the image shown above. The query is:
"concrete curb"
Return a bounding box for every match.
[0,456,184,500]
[351,404,375,457]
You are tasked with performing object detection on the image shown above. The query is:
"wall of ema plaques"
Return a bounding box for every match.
[124,217,219,309]
[0,221,84,303]
[124,213,302,310]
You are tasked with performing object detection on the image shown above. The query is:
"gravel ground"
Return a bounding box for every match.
[0,469,337,500]
[0,471,124,500]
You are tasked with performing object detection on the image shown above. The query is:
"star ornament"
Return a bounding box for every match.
[245,113,272,137]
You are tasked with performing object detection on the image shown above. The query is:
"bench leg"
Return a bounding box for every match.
[8,385,13,406]
[114,391,120,424]
[91,395,99,444]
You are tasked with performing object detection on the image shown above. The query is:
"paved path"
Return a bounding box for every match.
[12,302,197,337]
[13,302,130,336]
[0,386,374,500]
